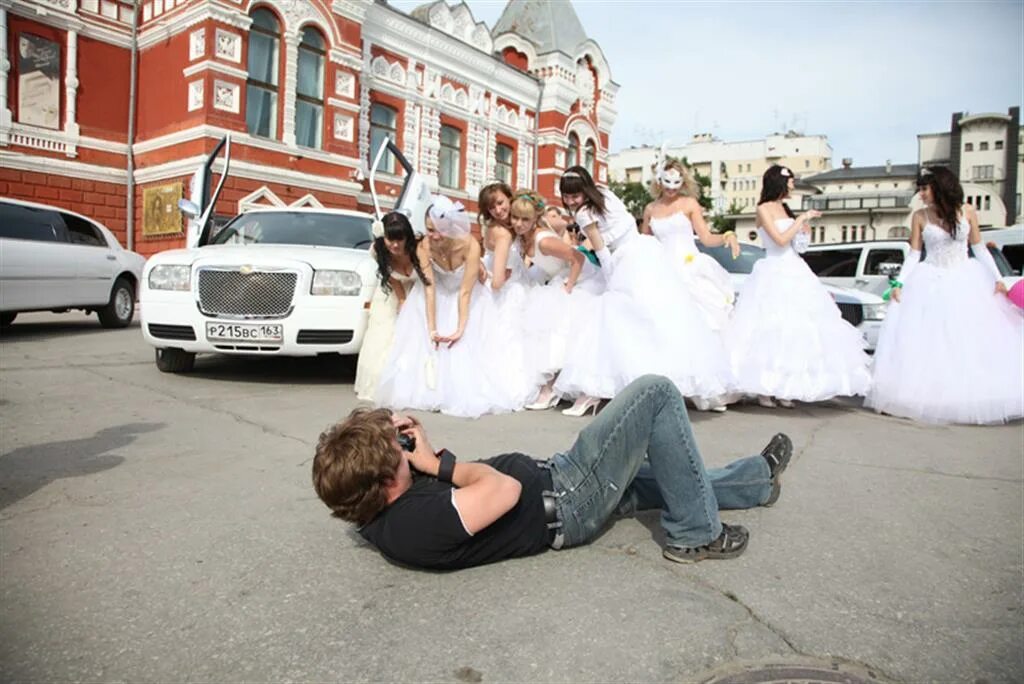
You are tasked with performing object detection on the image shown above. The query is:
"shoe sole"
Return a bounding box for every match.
[762,433,792,507]
[663,529,750,563]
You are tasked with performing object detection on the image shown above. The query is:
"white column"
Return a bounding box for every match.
[281,32,299,146]
[0,9,12,146]
[64,29,80,153]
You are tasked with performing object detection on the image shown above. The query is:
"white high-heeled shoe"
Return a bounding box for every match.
[562,395,601,417]
[777,398,796,409]
[757,395,777,409]
[525,391,560,411]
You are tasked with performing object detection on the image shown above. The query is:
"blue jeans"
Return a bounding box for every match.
[548,375,771,548]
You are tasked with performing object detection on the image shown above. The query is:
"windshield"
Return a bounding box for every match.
[697,242,765,274]
[211,211,373,249]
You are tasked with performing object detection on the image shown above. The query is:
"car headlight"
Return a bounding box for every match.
[311,270,361,296]
[862,303,887,321]
[148,265,191,291]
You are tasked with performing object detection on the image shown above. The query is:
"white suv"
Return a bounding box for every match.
[697,242,887,351]
[140,136,431,373]
[0,198,145,327]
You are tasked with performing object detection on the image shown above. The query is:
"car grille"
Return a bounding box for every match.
[197,269,297,318]
[836,302,864,327]
[296,329,355,345]
[147,323,196,341]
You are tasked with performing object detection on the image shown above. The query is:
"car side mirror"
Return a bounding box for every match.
[877,262,901,277]
[178,199,200,219]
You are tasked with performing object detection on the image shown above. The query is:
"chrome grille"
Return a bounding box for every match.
[197,268,297,318]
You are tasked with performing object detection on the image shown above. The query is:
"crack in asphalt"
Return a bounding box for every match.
[819,459,1023,483]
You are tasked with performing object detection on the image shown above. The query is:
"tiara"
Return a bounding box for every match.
[561,171,583,179]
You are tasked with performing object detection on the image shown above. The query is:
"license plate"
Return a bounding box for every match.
[206,322,283,343]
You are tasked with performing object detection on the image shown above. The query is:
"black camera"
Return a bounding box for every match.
[566,221,580,234]
[397,432,416,452]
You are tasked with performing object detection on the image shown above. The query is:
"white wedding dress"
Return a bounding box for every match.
[727,219,872,401]
[553,189,733,401]
[375,259,522,418]
[648,212,735,331]
[866,219,1024,424]
[354,268,419,402]
[522,229,606,379]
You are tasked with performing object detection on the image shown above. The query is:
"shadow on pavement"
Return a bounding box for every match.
[0,422,164,510]
[186,353,357,385]
[0,318,139,342]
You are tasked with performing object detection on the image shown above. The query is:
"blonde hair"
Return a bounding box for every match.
[510,189,546,221]
[650,158,701,200]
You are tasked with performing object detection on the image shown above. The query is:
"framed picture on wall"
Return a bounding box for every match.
[17,33,61,129]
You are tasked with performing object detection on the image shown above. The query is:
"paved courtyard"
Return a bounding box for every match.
[1,312,1022,682]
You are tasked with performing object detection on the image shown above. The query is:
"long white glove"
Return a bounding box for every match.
[897,249,921,284]
[970,242,1002,283]
[595,247,614,278]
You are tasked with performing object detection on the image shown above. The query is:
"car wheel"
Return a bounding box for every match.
[0,312,16,326]
[155,348,196,373]
[98,277,135,328]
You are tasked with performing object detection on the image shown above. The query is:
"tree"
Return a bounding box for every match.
[608,180,651,220]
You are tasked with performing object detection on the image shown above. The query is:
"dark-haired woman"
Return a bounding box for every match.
[727,165,871,407]
[354,212,428,401]
[867,166,1023,424]
[552,166,733,416]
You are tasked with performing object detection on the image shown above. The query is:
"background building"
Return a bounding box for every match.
[1,0,619,256]
[918,107,1022,227]
[608,131,833,216]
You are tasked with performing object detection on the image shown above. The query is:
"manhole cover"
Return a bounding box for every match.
[699,659,888,684]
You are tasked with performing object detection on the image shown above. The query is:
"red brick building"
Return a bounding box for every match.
[1,0,618,255]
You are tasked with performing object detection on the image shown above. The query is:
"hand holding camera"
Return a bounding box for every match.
[392,413,438,474]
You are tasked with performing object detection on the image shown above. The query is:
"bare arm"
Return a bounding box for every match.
[639,203,654,235]
[539,235,585,292]
[489,229,513,291]
[583,222,605,251]
[688,199,739,257]
[758,204,819,246]
[416,240,439,344]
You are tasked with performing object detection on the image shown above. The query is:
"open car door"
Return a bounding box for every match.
[368,137,431,234]
[180,135,231,248]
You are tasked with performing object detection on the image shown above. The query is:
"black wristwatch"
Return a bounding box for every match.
[436,449,456,484]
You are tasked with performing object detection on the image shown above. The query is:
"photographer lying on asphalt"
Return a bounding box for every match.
[312,375,792,570]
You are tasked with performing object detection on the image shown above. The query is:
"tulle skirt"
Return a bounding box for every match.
[727,251,872,401]
[376,280,530,418]
[553,233,733,400]
[866,259,1024,424]
[665,246,735,332]
[354,284,399,402]
[480,276,544,408]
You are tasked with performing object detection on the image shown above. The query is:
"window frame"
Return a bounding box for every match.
[495,141,514,185]
[369,101,399,174]
[566,133,580,169]
[439,123,462,190]
[295,25,326,149]
[246,7,282,140]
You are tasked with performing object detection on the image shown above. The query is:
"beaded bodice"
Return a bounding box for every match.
[922,220,969,269]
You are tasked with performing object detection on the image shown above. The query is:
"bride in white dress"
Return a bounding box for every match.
[867,166,1023,424]
[727,165,871,407]
[552,166,734,415]
[512,192,605,409]
[641,158,738,333]
[375,197,520,418]
[354,212,425,401]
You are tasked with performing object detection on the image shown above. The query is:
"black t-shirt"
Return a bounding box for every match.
[359,452,551,570]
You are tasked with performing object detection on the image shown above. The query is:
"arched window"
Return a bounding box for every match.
[369,103,397,173]
[246,8,281,139]
[439,124,462,189]
[495,143,513,185]
[295,26,325,149]
[584,139,596,174]
[566,133,580,169]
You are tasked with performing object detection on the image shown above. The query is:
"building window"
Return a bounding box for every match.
[567,133,580,168]
[979,141,989,151]
[584,139,596,174]
[369,103,398,173]
[972,165,994,180]
[805,160,810,168]
[495,143,514,185]
[295,26,325,149]
[964,142,973,152]
[984,195,991,211]
[746,163,751,172]
[841,225,847,241]
[860,225,867,241]
[625,167,642,183]
[995,140,1004,150]
[439,124,461,189]
[16,33,62,129]
[246,8,281,139]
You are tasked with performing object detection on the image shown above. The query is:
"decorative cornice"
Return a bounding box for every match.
[328,46,361,69]
[327,97,360,114]
[137,1,251,51]
[134,154,364,195]
[331,0,368,24]
[0,150,127,182]
[182,59,248,80]
[2,0,136,48]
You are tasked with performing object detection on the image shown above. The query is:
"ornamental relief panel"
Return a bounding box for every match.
[215,29,241,63]
[335,71,355,98]
[333,113,353,141]
[189,29,205,60]
[212,80,239,113]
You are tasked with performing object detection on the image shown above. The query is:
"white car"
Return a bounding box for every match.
[697,242,887,351]
[0,197,145,327]
[140,136,431,373]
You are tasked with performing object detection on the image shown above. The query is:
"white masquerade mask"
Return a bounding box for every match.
[658,168,683,190]
[428,195,471,237]
[371,219,385,239]
[779,168,792,178]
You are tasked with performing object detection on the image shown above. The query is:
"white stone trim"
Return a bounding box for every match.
[212,80,240,113]
[238,185,285,211]
[330,0,368,23]
[291,192,323,208]
[328,47,361,70]
[133,154,364,195]
[189,28,205,60]
[492,33,536,68]
[327,97,359,114]
[0,9,11,147]
[0,150,127,182]
[187,80,204,112]
[334,70,355,99]
[182,59,248,81]
[78,134,129,154]
[3,0,134,48]
[281,33,300,146]
[214,28,241,63]
[137,1,252,51]
[332,112,353,141]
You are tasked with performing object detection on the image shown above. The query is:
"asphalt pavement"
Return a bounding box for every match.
[1,311,1021,683]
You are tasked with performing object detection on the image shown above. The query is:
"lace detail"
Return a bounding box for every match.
[649,212,698,255]
[922,221,969,269]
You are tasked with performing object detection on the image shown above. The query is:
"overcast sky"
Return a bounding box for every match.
[390,0,1024,165]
